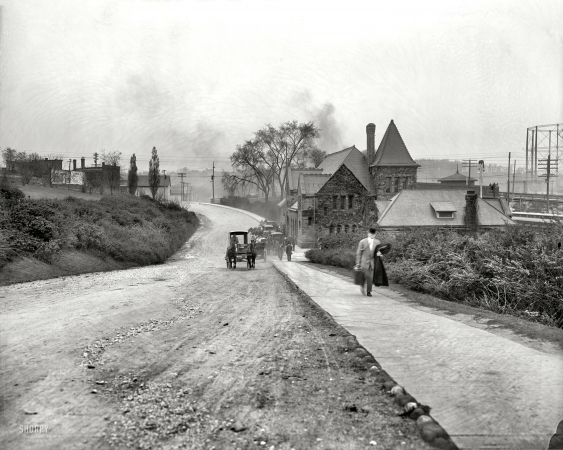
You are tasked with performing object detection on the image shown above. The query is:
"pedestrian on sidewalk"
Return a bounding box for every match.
[249,238,257,269]
[278,242,284,260]
[285,242,293,261]
[354,227,380,297]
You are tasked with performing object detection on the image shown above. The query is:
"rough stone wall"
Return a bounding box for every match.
[372,166,418,200]
[297,165,378,247]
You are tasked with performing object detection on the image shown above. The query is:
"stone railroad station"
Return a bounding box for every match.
[286,120,421,247]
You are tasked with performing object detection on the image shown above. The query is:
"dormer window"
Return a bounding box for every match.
[431,202,456,219]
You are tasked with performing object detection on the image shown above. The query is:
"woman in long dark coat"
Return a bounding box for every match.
[373,243,391,286]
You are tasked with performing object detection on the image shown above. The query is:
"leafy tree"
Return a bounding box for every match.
[13,151,35,185]
[2,147,17,172]
[309,148,327,168]
[85,170,103,195]
[149,146,160,199]
[101,150,122,195]
[127,153,138,195]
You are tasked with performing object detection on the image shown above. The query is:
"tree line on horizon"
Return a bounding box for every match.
[1,146,163,200]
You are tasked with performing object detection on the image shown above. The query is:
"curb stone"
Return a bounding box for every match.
[273,264,459,449]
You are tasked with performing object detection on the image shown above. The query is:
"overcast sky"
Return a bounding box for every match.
[0,0,561,171]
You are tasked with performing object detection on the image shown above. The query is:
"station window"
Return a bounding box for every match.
[308,216,313,226]
[332,196,338,210]
[341,196,346,209]
[348,195,354,209]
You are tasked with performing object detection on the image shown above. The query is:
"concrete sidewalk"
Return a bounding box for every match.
[272,260,563,450]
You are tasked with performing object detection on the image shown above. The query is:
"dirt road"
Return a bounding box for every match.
[1,204,433,450]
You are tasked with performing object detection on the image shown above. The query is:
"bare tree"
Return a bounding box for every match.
[128,153,138,195]
[255,121,320,197]
[225,139,276,202]
[149,146,160,199]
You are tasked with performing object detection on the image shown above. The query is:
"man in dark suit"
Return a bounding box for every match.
[354,227,381,297]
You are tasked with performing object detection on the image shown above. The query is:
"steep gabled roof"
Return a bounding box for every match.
[287,168,324,191]
[372,120,420,167]
[438,169,477,182]
[318,145,376,194]
[377,190,515,227]
[298,173,332,195]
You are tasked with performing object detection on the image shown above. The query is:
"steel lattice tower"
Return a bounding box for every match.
[526,123,563,177]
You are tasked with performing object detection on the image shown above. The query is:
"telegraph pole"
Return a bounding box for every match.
[462,159,477,186]
[211,161,215,202]
[478,160,484,198]
[547,155,550,212]
[512,160,517,203]
[507,153,511,203]
[178,173,186,201]
[538,153,558,213]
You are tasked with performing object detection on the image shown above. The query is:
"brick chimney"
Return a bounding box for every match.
[81,157,85,169]
[366,123,376,166]
[72,159,77,171]
[464,190,479,231]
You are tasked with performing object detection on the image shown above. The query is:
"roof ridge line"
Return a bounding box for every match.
[325,145,356,157]
[377,190,402,223]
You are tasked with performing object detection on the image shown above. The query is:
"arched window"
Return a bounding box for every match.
[336,224,341,233]
[352,224,357,233]
[329,224,334,234]
[344,224,349,233]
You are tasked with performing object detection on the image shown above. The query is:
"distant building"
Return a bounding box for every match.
[437,168,477,187]
[136,174,172,200]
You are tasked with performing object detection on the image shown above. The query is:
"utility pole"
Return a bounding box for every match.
[538,152,558,213]
[512,160,517,203]
[462,159,477,186]
[478,160,485,198]
[507,152,511,203]
[547,155,550,213]
[178,173,186,201]
[211,161,215,202]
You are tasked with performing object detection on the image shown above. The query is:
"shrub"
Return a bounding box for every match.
[0,193,199,270]
[308,225,563,328]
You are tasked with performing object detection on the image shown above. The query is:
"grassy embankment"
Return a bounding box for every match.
[305,226,563,329]
[0,180,199,285]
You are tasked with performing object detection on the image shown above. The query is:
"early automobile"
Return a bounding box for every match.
[225,231,266,269]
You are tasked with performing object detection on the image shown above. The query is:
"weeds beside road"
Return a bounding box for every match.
[306,225,563,329]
